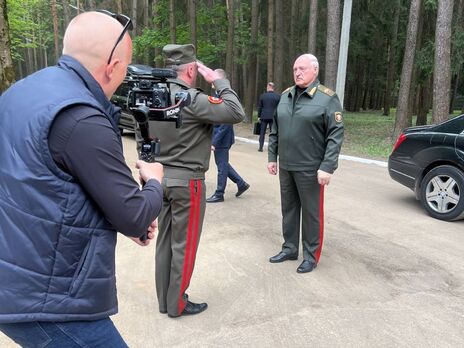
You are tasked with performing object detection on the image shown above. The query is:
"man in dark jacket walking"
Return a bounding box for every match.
[207,69,250,203]
[0,11,163,347]
[257,82,281,152]
[206,124,250,203]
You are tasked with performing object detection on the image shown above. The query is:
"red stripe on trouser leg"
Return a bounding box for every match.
[186,180,201,288]
[315,185,325,263]
[178,180,196,314]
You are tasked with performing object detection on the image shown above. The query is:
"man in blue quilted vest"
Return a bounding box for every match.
[0,11,163,347]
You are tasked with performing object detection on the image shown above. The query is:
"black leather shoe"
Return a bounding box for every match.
[258,148,263,152]
[236,183,250,197]
[269,251,298,263]
[206,194,224,203]
[297,260,317,273]
[168,301,208,317]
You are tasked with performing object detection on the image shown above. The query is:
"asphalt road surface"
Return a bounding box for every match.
[2,136,463,348]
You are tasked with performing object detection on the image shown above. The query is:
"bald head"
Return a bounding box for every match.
[293,53,319,88]
[63,11,132,98]
[63,11,132,73]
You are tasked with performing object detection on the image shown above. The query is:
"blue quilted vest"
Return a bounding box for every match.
[0,56,121,323]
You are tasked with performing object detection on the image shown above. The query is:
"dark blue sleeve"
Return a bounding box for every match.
[49,109,163,238]
[212,124,228,147]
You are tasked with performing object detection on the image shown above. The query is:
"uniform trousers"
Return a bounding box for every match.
[279,168,325,263]
[258,119,273,150]
[156,177,206,317]
[213,148,246,197]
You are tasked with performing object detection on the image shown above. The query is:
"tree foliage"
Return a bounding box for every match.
[2,0,464,124]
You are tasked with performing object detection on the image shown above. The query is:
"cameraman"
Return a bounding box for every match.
[0,12,163,347]
[139,44,245,318]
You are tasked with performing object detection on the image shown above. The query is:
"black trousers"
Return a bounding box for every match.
[279,168,325,263]
[258,119,273,150]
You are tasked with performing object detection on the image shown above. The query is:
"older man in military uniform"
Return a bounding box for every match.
[139,44,245,317]
[267,53,344,273]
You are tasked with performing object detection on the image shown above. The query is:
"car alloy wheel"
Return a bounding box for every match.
[420,165,464,221]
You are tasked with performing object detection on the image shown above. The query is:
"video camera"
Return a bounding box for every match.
[127,65,191,129]
[124,65,192,242]
[124,65,192,165]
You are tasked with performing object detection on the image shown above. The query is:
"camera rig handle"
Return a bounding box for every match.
[132,105,161,242]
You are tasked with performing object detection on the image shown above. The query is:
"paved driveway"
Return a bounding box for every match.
[2,136,463,347]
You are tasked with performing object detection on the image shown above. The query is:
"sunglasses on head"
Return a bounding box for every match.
[97,10,133,64]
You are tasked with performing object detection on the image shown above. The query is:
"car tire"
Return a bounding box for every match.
[420,165,464,221]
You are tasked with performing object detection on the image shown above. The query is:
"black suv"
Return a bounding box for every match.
[112,64,155,134]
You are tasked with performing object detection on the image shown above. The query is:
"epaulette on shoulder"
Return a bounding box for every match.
[282,86,292,94]
[317,84,335,96]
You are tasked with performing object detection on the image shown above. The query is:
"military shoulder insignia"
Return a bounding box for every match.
[318,84,335,96]
[334,112,343,123]
[283,86,292,94]
[307,86,317,97]
[208,96,223,104]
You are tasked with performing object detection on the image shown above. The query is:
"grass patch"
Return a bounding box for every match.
[342,111,395,160]
[342,110,463,160]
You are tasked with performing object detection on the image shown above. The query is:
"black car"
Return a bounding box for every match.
[388,114,464,221]
[111,64,155,133]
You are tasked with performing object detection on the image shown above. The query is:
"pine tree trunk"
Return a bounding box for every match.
[88,0,96,10]
[117,0,122,14]
[0,0,15,93]
[274,0,284,91]
[153,0,162,67]
[289,0,297,62]
[416,76,432,125]
[132,0,138,36]
[189,0,197,48]
[308,0,318,54]
[62,0,71,29]
[267,0,274,83]
[432,0,453,123]
[244,0,258,123]
[393,0,421,141]
[51,0,60,63]
[325,0,340,90]
[169,0,176,43]
[383,0,400,116]
[226,0,235,86]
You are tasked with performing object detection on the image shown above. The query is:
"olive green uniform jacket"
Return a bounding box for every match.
[268,79,344,173]
[148,78,244,178]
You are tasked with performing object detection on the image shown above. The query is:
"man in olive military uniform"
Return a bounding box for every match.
[139,44,245,317]
[267,53,344,273]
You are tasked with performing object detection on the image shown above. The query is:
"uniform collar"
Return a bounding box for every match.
[168,77,191,89]
[288,79,320,99]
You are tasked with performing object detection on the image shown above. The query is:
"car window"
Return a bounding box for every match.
[435,115,464,134]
